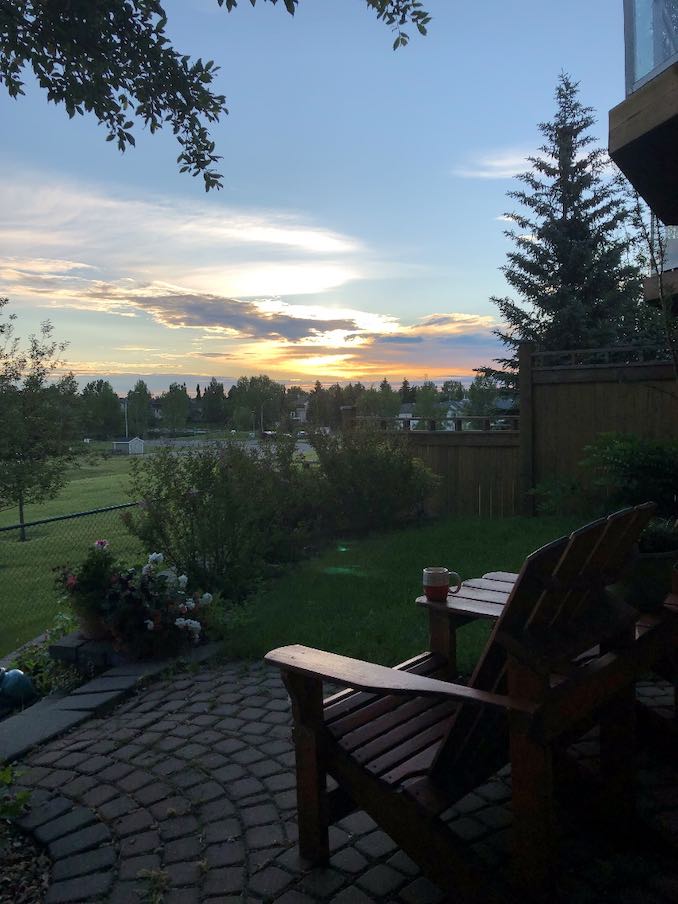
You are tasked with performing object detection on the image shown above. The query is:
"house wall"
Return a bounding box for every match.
[405,431,520,517]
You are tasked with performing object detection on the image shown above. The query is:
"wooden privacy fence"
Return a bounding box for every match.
[341,343,677,518]
[340,408,521,518]
[405,430,520,517]
[520,343,678,511]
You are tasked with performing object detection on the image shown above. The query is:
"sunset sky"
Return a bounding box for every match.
[2,0,627,394]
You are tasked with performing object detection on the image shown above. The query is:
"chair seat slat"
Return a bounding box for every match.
[350,700,457,764]
[323,653,444,726]
[379,736,444,785]
[334,696,437,750]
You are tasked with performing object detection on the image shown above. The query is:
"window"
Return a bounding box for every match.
[626,0,678,93]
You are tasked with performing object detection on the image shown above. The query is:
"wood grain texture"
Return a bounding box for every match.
[531,364,678,485]
[265,505,678,901]
[265,645,536,714]
[405,431,520,517]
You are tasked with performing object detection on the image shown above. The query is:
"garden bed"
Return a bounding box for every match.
[0,821,49,904]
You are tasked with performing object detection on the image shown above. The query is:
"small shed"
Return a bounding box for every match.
[112,437,145,455]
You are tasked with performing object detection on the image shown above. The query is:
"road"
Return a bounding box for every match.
[142,436,315,456]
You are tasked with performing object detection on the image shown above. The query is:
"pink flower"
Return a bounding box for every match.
[94,539,110,551]
[66,574,77,590]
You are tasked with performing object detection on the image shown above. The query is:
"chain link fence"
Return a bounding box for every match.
[0,503,143,658]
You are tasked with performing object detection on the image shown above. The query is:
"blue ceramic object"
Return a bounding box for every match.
[0,668,36,703]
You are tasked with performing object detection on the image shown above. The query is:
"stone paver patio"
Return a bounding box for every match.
[8,661,678,903]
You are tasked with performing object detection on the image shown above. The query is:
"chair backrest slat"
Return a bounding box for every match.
[430,503,655,792]
[431,535,568,785]
[547,504,655,634]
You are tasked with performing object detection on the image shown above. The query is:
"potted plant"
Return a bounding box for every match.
[610,518,678,612]
[59,543,213,658]
[58,540,116,639]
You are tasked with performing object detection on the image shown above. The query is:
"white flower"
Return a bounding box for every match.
[148,552,164,566]
[158,569,177,587]
[178,574,188,590]
[185,618,202,642]
[200,593,213,606]
[175,617,186,628]
[145,619,154,631]
[141,563,152,576]
[185,599,195,611]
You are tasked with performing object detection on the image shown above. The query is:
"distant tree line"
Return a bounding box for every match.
[0,325,497,452]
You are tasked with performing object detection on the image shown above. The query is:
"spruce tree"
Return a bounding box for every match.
[483,73,660,390]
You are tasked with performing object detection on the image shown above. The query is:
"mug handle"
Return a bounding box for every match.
[448,571,462,595]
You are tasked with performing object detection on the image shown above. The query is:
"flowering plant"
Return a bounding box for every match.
[57,540,117,619]
[58,543,213,659]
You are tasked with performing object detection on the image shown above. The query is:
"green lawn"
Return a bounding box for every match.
[0,441,322,656]
[222,514,580,674]
[0,507,144,657]
[0,456,135,529]
[0,455,142,656]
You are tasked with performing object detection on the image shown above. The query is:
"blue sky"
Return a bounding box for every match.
[1,0,627,393]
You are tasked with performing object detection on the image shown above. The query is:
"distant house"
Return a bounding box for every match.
[290,401,308,424]
[397,402,416,423]
[112,437,145,455]
[438,400,467,422]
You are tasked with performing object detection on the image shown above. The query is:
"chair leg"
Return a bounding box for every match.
[507,657,556,901]
[599,684,637,826]
[510,729,556,902]
[283,670,330,864]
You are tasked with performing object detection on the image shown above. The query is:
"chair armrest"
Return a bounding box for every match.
[265,644,536,715]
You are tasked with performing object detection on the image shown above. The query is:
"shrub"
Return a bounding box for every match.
[530,477,596,517]
[637,518,678,554]
[310,427,439,534]
[580,433,678,517]
[103,555,212,659]
[125,438,323,601]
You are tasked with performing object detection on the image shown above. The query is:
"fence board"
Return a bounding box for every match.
[405,432,520,517]
[530,357,678,486]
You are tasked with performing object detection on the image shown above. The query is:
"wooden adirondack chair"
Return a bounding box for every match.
[266,504,678,902]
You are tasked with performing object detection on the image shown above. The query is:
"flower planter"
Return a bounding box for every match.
[76,612,110,641]
[62,542,210,656]
[611,548,678,613]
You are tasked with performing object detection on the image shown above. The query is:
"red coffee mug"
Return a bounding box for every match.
[423,566,462,602]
